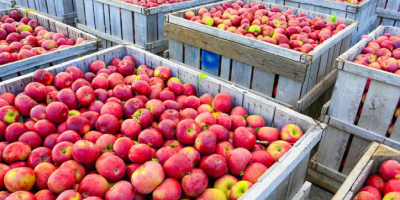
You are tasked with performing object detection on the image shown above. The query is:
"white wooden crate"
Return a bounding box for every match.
[374,0,400,28]
[0,8,99,82]
[333,142,397,200]
[74,0,220,54]
[308,25,400,193]
[0,44,325,200]
[0,0,13,9]
[164,0,358,119]
[14,0,76,25]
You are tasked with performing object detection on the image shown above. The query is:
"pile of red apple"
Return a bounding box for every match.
[116,0,190,8]
[353,160,400,200]
[0,54,305,199]
[0,10,87,65]
[353,33,400,74]
[183,1,348,53]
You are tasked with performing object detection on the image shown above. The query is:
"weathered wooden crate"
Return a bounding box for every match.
[14,0,76,25]
[332,142,397,200]
[0,44,325,200]
[0,8,99,82]
[307,25,400,193]
[0,0,13,9]
[262,0,378,46]
[374,0,400,28]
[74,0,220,54]
[164,0,358,119]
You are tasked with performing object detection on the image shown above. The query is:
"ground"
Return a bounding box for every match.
[308,184,334,200]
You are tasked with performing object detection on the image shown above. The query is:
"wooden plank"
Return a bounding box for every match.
[343,80,400,174]
[230,60,252,88]
[75,0,85,25]
[46,0,57,17]
[134,12,148,47]
[317,49,329,82]
[305,56,321,94]
[332,142,379,200]
[275,77,303,106]
[164,22,308,83]
[121,9,134,43]
[286,153,310,199]
[84,0,95,29]
[168,39,183,63]
[316,70,367,170]
[220,56,231,81]
[146,14,158,43]
[109,5,122,39]
[184,44,201,69]
[201,50,219,76]
[35,0,48,13]
[251,68,275,97]
[350,160,374,196]
[93,1,105,33]
[291,181,312,200]
[157,12,166,40]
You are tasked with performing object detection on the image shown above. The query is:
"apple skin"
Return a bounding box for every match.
[47,167,76,194]
[214,174,238,199]
[0,106,20,125]
[380,160,400,181]
[197,188,227,200]
[51,141,73,165]
[0,163,11,190]
[383,192,400,200]
[252,151,275,168]
[233,127,256,150]
[230,180,253,200]
[46,102,69,124]
[242,163,268,184]
[200,154,227,178]
[95,114,120,135]
[195,131,217,155]
[34,162,57,190]
[128,143,153,164]
[4,167,35,192]
[27,147,52,169]
[366,174,386,193]
[359,186,381,199]
[266,140,293,162]
[35,189,57,200]
[182,168,209,197]
[227,148,252,176]
[95,154,126,182]
[105,181,135,200]
[212,93,232,113]
[215,141,234,159]
[176,119,201,145]
[138,129,163,149]
[258,127,279,143]
[216,113,232,130]
[6,191,37,200]
[163,153,193,180]
[78,174,109,198]
[280,124,303,144]
[113,137,135,161]
[3,141,31,164]
[131,161,165,194]
[178,146,201,166]
[59,160,86,183]
[153,178,182,200]
[32,69,54,86]
[72,140,100,165]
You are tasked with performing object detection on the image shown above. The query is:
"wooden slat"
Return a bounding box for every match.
[291,181,312,200]
[134,12,148,47]
[146,14,158,43]
[168,39,183,63]
[316,70,367,170]
[110,5,122,39]
[84,0,95,28]
[275,77,303,106]
[184,44,201,69]
[251,68,275,97]
[93,1,105,32]
[75,0,85,25]
[121,9,134,43]
[230,60,252,88]
[164,22,307,83]
[220,56,231,80]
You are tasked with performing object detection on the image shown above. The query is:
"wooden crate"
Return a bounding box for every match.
[262,0,378,45]
[14,0,76,25]
[374,0,400,28]
[74,0,220,54]
[333,142,398,200]
[0,0,13,9]
[164,0,358,119]
[351,15,377,46]
[0,44,325,200]
[0,8,99,82]
[307,25,400,193]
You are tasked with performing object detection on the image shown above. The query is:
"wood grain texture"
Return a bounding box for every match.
[164,22,307,82]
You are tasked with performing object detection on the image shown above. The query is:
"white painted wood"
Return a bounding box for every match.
[251,68,275,97]
[220,56,231,80]
[275,77,302,105]
[230,60,252,88]
[184,44,201,69]
[290,181,312,200]
[109,5,122,39]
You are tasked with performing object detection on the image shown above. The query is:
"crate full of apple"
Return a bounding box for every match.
[165,0,358,119]
[333,142,400,200]
[75,0,221,54]
[0,45,323,199]
[0,8,99,82]
[309,25,400,193]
